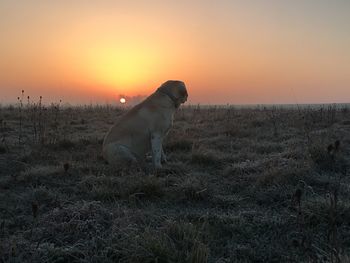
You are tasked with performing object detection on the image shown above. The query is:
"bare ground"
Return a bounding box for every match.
[0,103,350,262]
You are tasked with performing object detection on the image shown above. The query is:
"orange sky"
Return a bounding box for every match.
[1,1,350,105]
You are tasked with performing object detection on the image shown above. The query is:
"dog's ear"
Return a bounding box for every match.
[173,81,187,102]
[178,85,188,98]
[158,81,172,94]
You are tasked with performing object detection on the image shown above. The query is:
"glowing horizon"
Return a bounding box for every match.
[1,1,349,105]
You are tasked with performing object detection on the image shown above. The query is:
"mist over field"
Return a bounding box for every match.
[1,103,350,262]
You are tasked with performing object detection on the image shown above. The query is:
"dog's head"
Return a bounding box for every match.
[157,80,188,108]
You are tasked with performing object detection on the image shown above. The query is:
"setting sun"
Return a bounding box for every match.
[120,97,126,104]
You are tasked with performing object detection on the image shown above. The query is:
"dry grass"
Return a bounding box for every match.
[0,103,350,262]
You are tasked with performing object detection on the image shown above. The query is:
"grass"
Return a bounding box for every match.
[0,103,350,262]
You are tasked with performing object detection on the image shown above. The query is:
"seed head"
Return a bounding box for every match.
[63,162,70,173]
[334,140,340,151]
[32,202,38,218]
[327,144,334,154]
[294,188,302,205]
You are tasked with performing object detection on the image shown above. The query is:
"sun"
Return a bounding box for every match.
[120,97,126,104]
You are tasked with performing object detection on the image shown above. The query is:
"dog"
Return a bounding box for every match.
[102,80,188,170]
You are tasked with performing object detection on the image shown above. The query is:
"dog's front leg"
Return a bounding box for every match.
[151,133,162,169]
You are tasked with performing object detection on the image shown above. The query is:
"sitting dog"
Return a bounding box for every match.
[102,80,188,169]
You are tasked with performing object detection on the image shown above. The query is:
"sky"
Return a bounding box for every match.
[1,0,349,105]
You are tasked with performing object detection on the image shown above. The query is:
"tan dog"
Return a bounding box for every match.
[103,80,188,169]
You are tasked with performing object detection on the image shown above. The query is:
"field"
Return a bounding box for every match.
[1,102,350,262]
